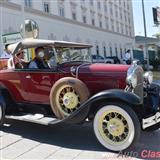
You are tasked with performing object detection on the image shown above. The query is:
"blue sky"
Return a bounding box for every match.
[132,0,160,37]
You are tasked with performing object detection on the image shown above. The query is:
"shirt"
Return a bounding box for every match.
[1,51,12,59]
[123,52,131,61]
[28,61,38,69]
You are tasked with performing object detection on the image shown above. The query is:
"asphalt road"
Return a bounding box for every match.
[0,119,160,160]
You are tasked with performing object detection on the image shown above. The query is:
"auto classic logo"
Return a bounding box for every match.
[102,150,160,159]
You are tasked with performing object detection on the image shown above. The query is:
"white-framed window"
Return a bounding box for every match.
[91,18,95,26]
[90,0,93,6]
[111,19,114,32]
[82,15,87,23]
[72,12,77,20]
[99,21,102,28]
[24,0,32,8]
[59,7,65,17]
[116,22,119,33]
[104,4,107,12]
[44,2,50,13]
[97,1,101,10]
[103,46,106,57]
[105,17,109,30]
[110,46,112,56]
[96,45,99,56]
[115,47,118,56]
[110,3,113,15]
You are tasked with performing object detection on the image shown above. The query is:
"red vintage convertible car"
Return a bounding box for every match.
[0,38,159,152]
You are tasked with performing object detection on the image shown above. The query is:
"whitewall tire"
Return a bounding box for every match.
[93,103,141,151]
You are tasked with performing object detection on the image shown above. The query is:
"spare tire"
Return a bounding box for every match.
[50,77,90,119]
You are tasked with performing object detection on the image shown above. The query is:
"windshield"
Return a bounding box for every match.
[55,48,92,64]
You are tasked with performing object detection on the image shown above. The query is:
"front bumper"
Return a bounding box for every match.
[142,112,160,129]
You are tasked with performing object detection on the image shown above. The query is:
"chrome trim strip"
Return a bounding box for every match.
[142,112,160,129]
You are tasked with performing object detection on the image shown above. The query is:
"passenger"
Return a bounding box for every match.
[8,49,26,69]
[44,48,57,68]
[1,44,12,59]
[28,47,49,69]
[56,48,63,64]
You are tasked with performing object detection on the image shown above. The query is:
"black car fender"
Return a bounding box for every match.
[61,89,142,124]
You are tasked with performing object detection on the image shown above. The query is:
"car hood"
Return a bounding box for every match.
[81,63,130,73]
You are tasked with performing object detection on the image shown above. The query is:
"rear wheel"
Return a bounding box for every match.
[0,104,5,126]
[93,103,141,151]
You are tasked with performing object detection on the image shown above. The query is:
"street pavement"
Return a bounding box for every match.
[0,119,160,160]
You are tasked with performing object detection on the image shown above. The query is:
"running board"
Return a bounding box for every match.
[5,113,61,125]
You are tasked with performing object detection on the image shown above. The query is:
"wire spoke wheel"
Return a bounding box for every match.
[101,112,129,144]
[93,104,140,151]
[57,85,80,116]
[50,77,90,119]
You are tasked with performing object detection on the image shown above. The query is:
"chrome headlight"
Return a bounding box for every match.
[144,71,153,84]
[126,73,138,88]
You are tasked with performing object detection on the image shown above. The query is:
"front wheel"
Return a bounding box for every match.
[93,103,141,151]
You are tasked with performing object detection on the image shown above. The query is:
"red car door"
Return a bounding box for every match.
[19,69,59,104]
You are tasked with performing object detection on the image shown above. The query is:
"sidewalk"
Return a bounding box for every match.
[0,120,160,160]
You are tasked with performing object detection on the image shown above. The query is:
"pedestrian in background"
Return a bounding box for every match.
[1,44,12,59]
[123,49,131,65]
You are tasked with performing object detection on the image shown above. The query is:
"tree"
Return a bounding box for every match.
[152,33,160,39]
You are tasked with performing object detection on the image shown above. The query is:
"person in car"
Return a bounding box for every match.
[44,48,57,68]
[28,47,49,69]
[8,49,26,69]
[1,44,12,59]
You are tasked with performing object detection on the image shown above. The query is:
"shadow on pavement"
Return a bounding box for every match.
[1,119,160,159]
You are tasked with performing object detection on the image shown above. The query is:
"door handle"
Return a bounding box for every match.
[26,75,31,79]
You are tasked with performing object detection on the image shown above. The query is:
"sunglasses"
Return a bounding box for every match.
[17,51,25,56]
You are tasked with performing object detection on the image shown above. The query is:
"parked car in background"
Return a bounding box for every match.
[92,54,106,63]
[0,38,159,152]
[105,56,121,64]
[92,55,121,64]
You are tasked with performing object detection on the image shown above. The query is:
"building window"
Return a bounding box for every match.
[59,7,65,17]
[115,47,118,56]
[116,22,119,33]
[104,4,107,12]
[24,0,32,8]
[44,2,50,13]
[105,17,109,30]
[110,3,113,15]
[110,46,112,56]
[90,0,93,6]
[72,12,77,20]
[104,46,106,57]
[111,19,114,32]
[92,19,95,26]
[121,24,124,34]
[120,48,123,58]
[99,21,102,28]
[82,15,87,23]
[96,45,99,56]
[97,1,101,10]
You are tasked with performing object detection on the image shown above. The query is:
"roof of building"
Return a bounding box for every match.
[135,36,159,44]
